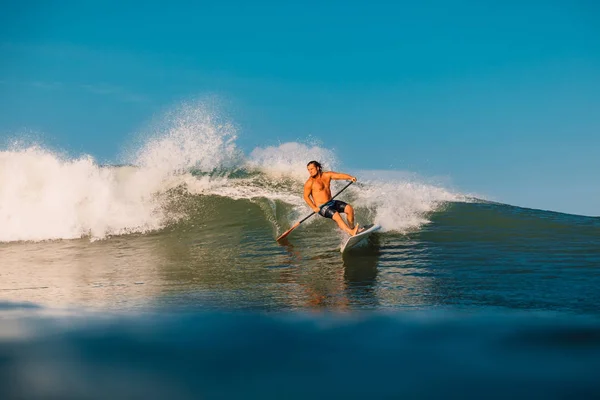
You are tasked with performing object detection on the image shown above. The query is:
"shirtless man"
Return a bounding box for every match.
[304,160,361,236]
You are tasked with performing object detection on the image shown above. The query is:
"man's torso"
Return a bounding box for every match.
[308,174,332,206]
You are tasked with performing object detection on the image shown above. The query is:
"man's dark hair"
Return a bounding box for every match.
[307,160,322,170]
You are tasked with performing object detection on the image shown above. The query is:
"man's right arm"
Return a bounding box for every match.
[303,180,320,212]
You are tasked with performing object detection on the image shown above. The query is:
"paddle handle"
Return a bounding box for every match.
[330,180,355,200]
[276,180,354,241]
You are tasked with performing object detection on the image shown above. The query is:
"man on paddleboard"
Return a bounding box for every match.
[304,161,362,236]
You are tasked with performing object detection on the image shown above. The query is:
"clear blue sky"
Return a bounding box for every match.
[1,1,599,215]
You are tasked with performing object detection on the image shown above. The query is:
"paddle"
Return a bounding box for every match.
[276,181,354,241]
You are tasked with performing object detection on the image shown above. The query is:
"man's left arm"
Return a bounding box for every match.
[328,171,357,182]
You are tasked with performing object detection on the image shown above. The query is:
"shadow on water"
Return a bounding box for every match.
[275,237,304,266]
[342,235,381,308]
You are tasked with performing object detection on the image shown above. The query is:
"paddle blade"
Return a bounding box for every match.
[276,222,300,241]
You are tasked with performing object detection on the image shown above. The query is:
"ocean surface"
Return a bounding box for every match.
[1,106,599,398]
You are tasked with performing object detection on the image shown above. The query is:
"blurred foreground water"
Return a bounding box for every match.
[1,302,600,399]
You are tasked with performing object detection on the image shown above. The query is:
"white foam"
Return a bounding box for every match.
[247,142,337,182]
[354,178,463,233]
[0,147,166,241]
[0,103,239,242]
[132,101,239,175]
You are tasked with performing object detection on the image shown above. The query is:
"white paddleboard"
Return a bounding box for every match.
[340,224,381,253]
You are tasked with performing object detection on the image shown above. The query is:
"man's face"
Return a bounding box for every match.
[307,164,319,178]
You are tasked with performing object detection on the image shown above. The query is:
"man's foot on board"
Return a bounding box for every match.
[351,224,364,236]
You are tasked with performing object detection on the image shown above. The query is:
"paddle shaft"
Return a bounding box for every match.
[276,181,354,241]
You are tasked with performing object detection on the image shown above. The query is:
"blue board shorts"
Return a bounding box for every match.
[318,200,348,219]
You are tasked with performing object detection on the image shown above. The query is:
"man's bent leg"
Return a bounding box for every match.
[332,212,359,236]
[343,204,355,229]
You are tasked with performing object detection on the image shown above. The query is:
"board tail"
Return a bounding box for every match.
[340,224,381,253]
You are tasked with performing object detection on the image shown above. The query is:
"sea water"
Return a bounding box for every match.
[1,103,599,398]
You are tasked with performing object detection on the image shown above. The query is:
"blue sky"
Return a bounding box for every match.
[1,1,599,215]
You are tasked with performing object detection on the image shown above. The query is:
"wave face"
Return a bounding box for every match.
[0,103,462,242]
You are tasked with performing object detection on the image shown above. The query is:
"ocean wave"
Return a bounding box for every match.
[0,102,462,242]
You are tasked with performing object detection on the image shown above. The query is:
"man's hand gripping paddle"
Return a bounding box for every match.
[276,181,354,241]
